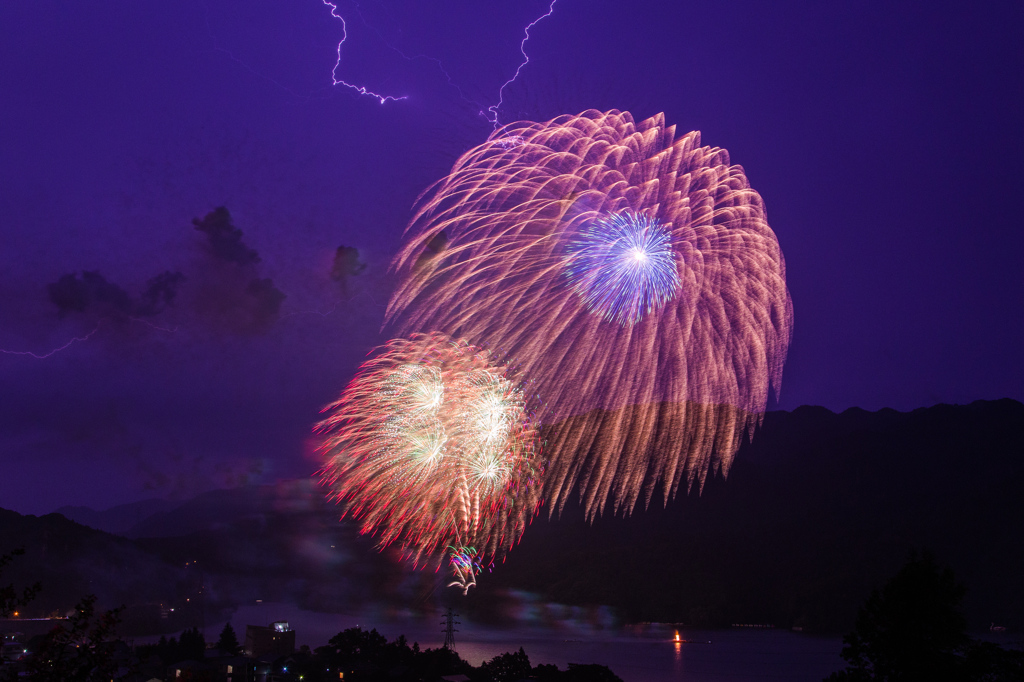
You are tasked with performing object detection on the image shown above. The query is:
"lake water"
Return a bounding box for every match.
[203,602,846,681]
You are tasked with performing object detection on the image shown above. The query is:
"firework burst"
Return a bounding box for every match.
[317,333,543,592]
[565,210,681,325]
[388,109,792,518]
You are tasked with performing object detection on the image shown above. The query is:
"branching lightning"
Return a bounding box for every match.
[128,317,181,334]
[321,0,408,104]
[0,324,103,360]
[320,0,559,121]
[485,0,558,127]
[0,316,183,361]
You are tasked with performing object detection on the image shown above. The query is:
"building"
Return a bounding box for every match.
[243,621,295,658]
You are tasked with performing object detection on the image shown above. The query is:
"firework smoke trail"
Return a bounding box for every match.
[387,109,793,518]
[317,333,543,593]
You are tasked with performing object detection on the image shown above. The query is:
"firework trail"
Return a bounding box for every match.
[317,333,543,592]
[387,109,793,518]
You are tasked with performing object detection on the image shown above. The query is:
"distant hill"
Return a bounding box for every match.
[1,481,410,635]
[125,482,305,539]
[7,400,1023,636]
[129,479,410,613]
[480,399,1024,633]
[0,508,186,622]
[54,498,182,536]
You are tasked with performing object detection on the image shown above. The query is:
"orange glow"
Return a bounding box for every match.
[674,630,680,642]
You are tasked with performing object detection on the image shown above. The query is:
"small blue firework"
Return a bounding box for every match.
[565,211,681,325]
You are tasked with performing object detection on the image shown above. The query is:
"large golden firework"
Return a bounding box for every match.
[388,109,792,518]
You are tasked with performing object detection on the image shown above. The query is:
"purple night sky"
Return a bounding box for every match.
[1,0,1021,515]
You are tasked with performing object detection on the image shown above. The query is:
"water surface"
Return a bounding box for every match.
[209,602,845,681]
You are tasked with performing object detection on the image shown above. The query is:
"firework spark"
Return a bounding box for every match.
[388,109,793,518]
[565,210,681,325]
[317,333,542,592]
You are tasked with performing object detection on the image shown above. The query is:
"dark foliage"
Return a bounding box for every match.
[825,553,1024,681]
[178,626,206,662]
[284,627,622,682]
[216,621,241,656]
[310,626,470,681]
[134,627,204,667]
[0,548,40,618]
[0,547,40,672]
[475,647,531,681]
[563,663,624,681]
[25,594,126,682]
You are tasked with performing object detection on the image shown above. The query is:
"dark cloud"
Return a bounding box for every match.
[136,271,187,316]
[330,246,366,281]
[330,246,366,295]
[48,271,132,316]
[41,204,282,336]
[192,206,261,266]
[245,277,287,330]
[47,270,185,319]
[187,207,287,334]
[414,231,448,270]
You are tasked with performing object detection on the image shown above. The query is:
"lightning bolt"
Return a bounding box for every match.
[321,0,559,121]
[0,323,103,360]
[128,317,181,334]
[485,0,558,127]
[0,317,182,361]
[322,0,408,104]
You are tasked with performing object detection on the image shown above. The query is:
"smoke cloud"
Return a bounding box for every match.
[192,206,260,266]
[47,270,186,319]
[189,207,286,334]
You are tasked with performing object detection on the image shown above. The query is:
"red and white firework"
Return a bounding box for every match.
[317,333,543,592]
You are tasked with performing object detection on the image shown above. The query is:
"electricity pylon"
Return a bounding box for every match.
[441,608,460,651]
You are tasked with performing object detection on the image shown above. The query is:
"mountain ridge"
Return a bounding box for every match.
[5,399,1019,635]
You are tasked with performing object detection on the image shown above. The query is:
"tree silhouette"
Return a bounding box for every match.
[825,551,1024,681]
[478,647,531,682]
[564,663,624,682]
[177,626,206,661]
[0,549,39,618]
[25,594,125,682]
[215,622,241,656]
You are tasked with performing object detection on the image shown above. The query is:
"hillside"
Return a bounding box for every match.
[54,498,182,536]
[479,399,1024,632]
[0,508,187,629]
[7,399,1021,636]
